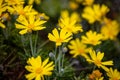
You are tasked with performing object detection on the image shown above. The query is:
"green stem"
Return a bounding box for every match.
[29,34,34,57]
[33,31,38,55]
[58,46,62,74]
[54,45,57,71]
[61,44,65,68]
[21,35,28,56]
[62,53,65,68]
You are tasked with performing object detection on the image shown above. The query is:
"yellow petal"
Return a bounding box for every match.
[48,33,56,42]
[19,29,28,35]
[42,58,49,67]
[25,73,36,80]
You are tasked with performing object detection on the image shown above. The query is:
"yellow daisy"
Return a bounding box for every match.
[81,30,103,46]
[0,19,6,28]
[82,4,109,24]
[15,15,46,35]
[89,69,104,80]
[25,56,54,80]
[101,18,119,40]
[48,28,72,47]
[28,0,41,5]
[68,38,89,58]
[69,1,79,10]
[0,0,7,16]
[0,0,7,28]
[0,13,9,28]
[5,0,24,5]
[58,10,83,34]
[7,5,38,16]
[107,68,120,80]
[86,49,113,71]
[82,0,94,6]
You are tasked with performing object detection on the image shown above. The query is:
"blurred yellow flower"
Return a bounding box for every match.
[7,5,38,16]
[69,1,79,10]
[68,38,89,58]
[28,0,41,5]
[86,49,113,71]
[25,56,54,80]
[15,15,46,35]
[89,69,104,80]
[0,19,5,28]
[5,0,24,5]
[58,10,83,34]
[69,0,94,10]
[81,30,103,46]
[82,0,94,6]
[107,68,120,80]
[48,28,72,47]
[0,13,10,28]
[0,0,7,28]
[0,0,7,16]
[101,18,119,40]
[82,4,109,24]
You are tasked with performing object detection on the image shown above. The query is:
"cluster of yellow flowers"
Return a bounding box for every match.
[0,0,120,80]
[0,0,48,34]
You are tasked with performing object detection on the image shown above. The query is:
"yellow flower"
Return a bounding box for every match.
[25,56,54,80]
[0,19,5,28]
[7,5,38,16]
[0,0,7,16]
[48,28,72,47]
[82,0,94,6]
[107,68,120,80]
[86,49,113,71]
[69,1,79,10]
[58,10,83,34]
[0,0,7,28]
[89,69,104,80]
[28,0,41,5]
[68,38,89,58]
[5,0,24,5]
[15,15,46,35]
[82,4,109,24]
[81,30,103,46]
[0,13,10,28]
[101,18,119,40]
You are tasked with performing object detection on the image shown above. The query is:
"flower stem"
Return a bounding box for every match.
[58,46,62,74]
[29,34,34,57]
[33,31,38,55]
[54,46,57,71]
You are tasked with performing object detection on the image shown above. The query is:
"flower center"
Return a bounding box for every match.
[56,38,63,43]
[19,10,25,15]
[27,24,34,32]
[66,27,72,32]
[94,59,101,66]
[35,67,43,74]
[112,77,119,80]
[90,40,97,45]
[78,49,85,54]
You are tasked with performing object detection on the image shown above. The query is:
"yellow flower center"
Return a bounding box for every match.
[78,49,85,54]
[90,40,98,45]
[93,70,102,78]
[27,24,34,32]
[66,27,72,32]
[94,59,102,66]
[56,38,63,43]
[35,67,43,74]
[112,77,119,80]
[19,10,25,15]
